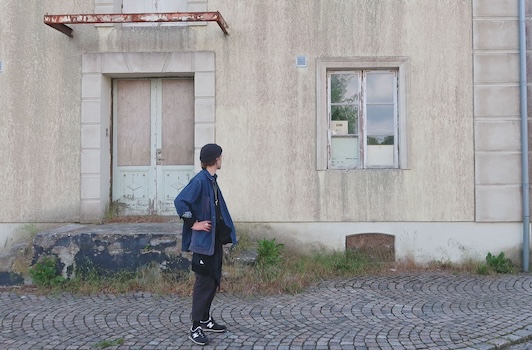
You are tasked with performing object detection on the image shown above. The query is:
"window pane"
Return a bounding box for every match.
[331,137,359,167]
[116,80,152,166]
[366,72,394,103]
[161,79,194,165]
[366,145,395,166]
[331,105,358,135]
[123,0,156,13]
[367,135,394,145]
[366,105,394,136]
[157,0,186,12]
[331,74,358,104]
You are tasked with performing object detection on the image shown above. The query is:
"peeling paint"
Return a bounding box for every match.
[107,242,124,256]
[150,238,174,246]
[51,244,80,278]
[44,11,229,36]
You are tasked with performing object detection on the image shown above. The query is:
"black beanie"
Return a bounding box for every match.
[200,143,222,164]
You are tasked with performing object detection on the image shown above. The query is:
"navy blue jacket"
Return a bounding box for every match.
[174,169,237,255]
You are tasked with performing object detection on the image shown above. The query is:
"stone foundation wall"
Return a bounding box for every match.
[0,222,256,286]
[31,224,188,279]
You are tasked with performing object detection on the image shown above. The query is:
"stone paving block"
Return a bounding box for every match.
[2,273,532,349]
[472,344,495,350]
[488,337,511,347]
[506,334,524,342]
[515,329,532,338]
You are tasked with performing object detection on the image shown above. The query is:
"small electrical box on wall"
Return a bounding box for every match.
[296,56,307,68]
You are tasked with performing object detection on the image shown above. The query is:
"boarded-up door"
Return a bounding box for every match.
[112,78,195,215]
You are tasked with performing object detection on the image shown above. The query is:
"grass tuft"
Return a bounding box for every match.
[92,338,124,349]
[20,234,519,297]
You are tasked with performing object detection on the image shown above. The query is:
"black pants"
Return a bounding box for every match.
[191,244,223,323]
[191,273,217,322]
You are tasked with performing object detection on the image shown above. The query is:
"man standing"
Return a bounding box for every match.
[174,143,237,346]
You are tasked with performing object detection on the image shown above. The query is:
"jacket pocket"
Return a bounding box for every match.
[191,229,211,249]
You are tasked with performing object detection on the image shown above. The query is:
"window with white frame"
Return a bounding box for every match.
[329,70,397,168]
[317,58,408,170]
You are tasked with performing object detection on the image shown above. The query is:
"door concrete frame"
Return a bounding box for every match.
[80,51,216,223]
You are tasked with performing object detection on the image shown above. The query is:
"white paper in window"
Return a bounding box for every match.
[331,137,358,167]
[366,145,394,167]
[331,121,348,135]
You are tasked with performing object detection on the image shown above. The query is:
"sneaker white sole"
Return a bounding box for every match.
[202,328,226,333]
[188,335,208,346]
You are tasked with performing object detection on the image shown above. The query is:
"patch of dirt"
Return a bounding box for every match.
[104,215,180,224]
[0,285,40,294]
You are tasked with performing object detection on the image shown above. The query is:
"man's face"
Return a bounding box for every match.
[216,155,222,169]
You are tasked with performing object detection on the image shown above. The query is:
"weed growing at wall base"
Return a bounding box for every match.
[473,252,515,275]
[485,252,514,274]
[256,238,284,280]
[25,245,380,296]
[21,234,519,297]
[29,256,65,288]
[257,238,284,268]
[223,246,379,295]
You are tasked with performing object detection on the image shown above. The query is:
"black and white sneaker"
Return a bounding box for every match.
[200,317,227,333]
[189,326,209,346]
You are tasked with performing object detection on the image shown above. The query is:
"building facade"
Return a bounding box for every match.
[0,0,528,264]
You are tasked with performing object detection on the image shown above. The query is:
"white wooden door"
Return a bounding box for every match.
[112,78,195,215]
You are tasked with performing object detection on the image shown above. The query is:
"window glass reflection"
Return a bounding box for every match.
[366,72,394,103]
[366,105,394,136]
[331,105,358,135]
[331,74,359,104]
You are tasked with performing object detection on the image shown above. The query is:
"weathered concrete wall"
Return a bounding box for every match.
[0,0,474,224]
[0,1,94,223]
[472,0,528,222]
[217,0,474,223]
[0,223,63,254]
[240,221,524,265]
[0,1,505,263]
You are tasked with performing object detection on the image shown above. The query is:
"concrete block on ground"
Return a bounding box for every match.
[32,223,189,279]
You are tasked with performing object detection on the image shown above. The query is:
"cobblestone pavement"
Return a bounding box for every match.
[507,341,532,350]
[1,273,532,350]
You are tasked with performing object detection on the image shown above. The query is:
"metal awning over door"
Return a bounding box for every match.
[44,11,229,37]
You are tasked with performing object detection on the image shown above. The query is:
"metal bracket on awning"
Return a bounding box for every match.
[44,11,229,37]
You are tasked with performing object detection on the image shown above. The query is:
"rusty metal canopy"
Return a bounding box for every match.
[44,12,229,37]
